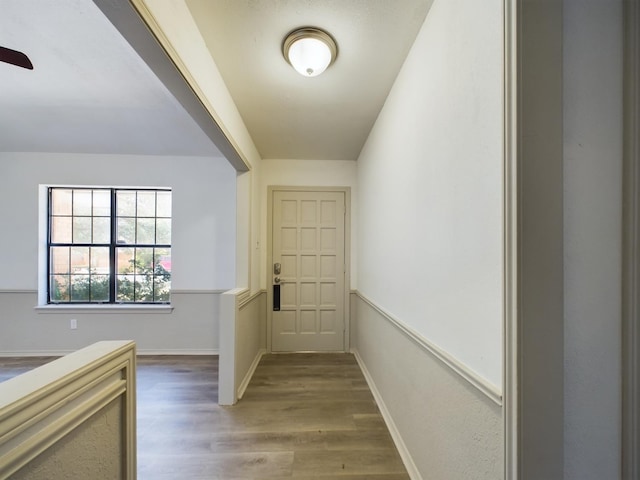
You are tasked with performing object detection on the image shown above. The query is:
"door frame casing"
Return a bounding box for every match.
[266,186,352,353]
[502,0,518,476]
[503,0,565,477]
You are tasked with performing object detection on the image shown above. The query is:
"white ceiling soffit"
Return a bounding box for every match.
[0,0,222,158]
[185,0,433,161]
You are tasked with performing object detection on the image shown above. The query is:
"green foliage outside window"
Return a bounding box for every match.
[116,251,171,302]
[50,257,171,303]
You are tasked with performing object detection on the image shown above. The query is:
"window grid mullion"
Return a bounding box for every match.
[47,188,52,303]
[134,191,137,302]
[47,187,170,305]
[110,189,117,303]
[70,190,74,245]
[88,246,92,302]
[153,193,157,302]
[133,247,137,303]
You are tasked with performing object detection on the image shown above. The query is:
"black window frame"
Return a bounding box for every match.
[47,187,172,305]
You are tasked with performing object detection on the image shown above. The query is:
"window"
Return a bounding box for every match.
[47,187,171,304]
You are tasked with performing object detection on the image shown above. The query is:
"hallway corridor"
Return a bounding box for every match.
[1,353,408,479]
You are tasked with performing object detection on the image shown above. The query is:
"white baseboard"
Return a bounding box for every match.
[352,348,422,480]
[237,348,266,400]
[0,349,219,357]
[0,350,70,357]
[137,349,219,356]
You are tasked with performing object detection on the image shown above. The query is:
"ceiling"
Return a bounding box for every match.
[0,0,433,162]
[0,0,221,157]
[185,0,432,160]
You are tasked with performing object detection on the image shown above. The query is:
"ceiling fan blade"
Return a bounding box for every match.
[0,46,33,70]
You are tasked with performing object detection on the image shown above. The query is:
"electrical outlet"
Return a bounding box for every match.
[70,318,77,330]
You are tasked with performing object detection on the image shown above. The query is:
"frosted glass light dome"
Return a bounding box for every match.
[283,28,337,77]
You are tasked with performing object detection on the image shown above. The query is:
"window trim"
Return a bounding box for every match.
[46,186,172,305]
[34,304,174,314]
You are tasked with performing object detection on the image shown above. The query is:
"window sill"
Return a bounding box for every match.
[34,304,174,314]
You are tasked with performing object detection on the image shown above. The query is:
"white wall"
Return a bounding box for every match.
[250,162,263,293]
[141,0,264,295]
[356,0,503,388]
[142,0,261,169]
[261,159,358,290]
[563,1,623,478]
[353,295,503,479]
[0,152,236,354]
[350,2,505,476]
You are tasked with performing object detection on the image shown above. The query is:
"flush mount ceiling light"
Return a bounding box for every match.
[282,27,337,77]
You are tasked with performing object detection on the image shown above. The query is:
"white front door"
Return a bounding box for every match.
[271,189,346,352]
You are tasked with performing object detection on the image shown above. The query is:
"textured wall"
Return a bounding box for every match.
[236,291,267,396]
[0,291,220,355]
[12,398,124,479]
[352,295,503,479]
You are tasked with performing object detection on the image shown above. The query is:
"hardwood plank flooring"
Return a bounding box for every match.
[1,353,409,479]
[0,356,58,383]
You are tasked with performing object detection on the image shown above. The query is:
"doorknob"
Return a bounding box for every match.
[274,277,281,284]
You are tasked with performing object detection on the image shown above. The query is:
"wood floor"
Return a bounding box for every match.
[1,353,409,479]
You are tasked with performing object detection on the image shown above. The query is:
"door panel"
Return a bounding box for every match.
[272,190,345,352]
